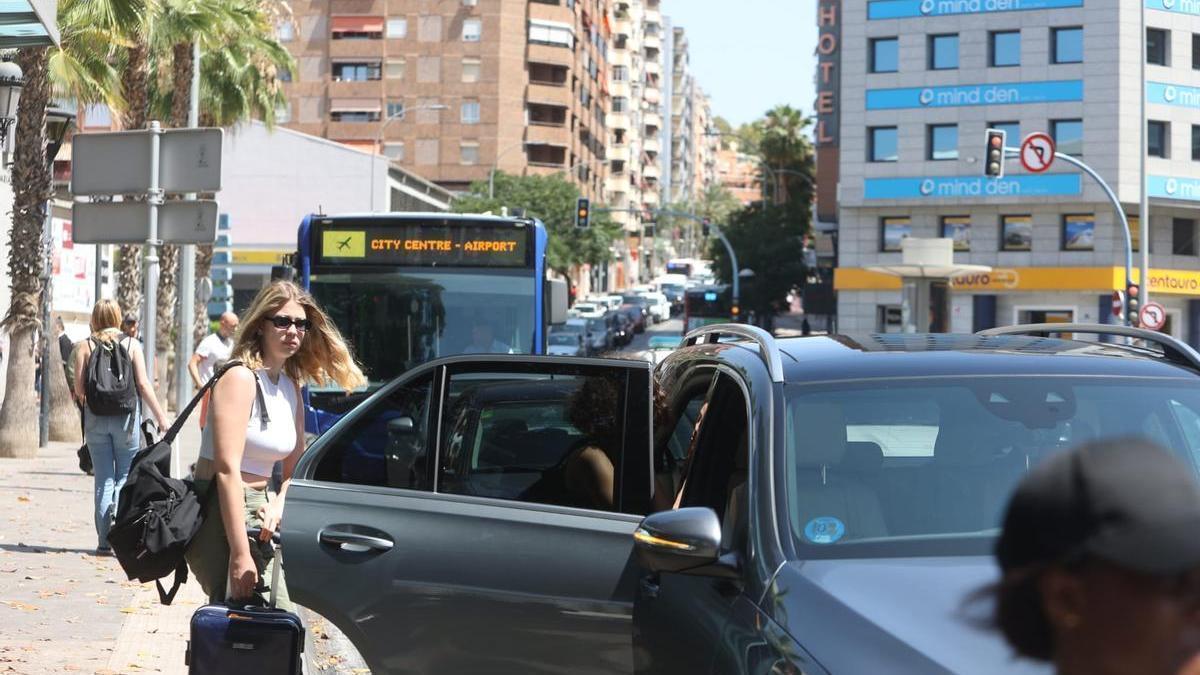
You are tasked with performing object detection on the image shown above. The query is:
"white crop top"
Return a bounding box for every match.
[199,368,298,478]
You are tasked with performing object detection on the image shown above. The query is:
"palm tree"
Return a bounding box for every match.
[758,105,813,205]
[0,47,52,457]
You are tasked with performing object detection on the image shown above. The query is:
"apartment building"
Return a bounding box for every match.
[716,141,762,206]
[825,0,1200,345]
[604,0,664,282]
[278,0,611,200]
[661,24,716,205]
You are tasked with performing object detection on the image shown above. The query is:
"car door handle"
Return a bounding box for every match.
[318,527,394,552]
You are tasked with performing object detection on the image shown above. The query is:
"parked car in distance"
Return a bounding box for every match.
[618,303,646,334]
[553,318,591,355]
[547,331,586,356]
[621,295,653,325]
[569,302,605,319]
[637,291,671,323]
[611,311,633,346]
[586,315,614,355]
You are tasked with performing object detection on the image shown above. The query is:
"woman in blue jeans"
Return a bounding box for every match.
[72,300,168,555]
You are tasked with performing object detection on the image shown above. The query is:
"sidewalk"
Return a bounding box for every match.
[0,423,368,674]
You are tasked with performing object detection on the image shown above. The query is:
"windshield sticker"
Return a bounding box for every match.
[804,517,846,544]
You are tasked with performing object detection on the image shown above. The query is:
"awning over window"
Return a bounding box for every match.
[0,0,59,46]
[330,98,382,112]
[331,16,384,33]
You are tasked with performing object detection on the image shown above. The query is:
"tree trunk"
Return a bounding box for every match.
[193,244,213,345]
[155,243,177,402]
[116,40,150,317]
[0,47,50,457]
[47,336,79,443]
[171,42,193,128]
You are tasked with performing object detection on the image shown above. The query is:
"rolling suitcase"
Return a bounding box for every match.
[186,532,304,674]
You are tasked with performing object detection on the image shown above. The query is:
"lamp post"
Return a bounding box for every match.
[38,106,76,448]
[490,140,550,199]
[370,102,447,210]
[0,58,22,166]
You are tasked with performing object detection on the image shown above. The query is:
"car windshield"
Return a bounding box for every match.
[784,376,1200,558]
[587,319,606,331]
[549,333,578,346]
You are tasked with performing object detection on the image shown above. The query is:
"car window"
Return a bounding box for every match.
[438,367,637,513]
[652,374,713,512]
[783,376,1200,557]
[312,375,433,489]
[678,374,750,553]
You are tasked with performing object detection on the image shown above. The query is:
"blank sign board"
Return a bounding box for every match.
[72,200,219,244]
[70,127,223,196]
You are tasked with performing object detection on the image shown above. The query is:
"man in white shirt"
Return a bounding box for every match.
[188,312,239,429]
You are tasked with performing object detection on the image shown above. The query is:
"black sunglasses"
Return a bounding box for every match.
[267,315,311,332]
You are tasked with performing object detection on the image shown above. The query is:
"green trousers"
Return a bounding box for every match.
[185,480,295,612]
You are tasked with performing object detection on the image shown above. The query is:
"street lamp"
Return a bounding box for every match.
[490,140,549,199]
[370,102,447,210]
[38,105,75,448]
[0,58,22,165]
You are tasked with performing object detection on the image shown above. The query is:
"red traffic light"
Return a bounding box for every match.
[989,135,1003,148]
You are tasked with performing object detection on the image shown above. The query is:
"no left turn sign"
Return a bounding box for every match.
[1020,133,1056,173]
[1140,301,1167,331]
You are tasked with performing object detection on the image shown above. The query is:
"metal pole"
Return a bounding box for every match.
[143,121,162,388]
[711,224,739,316]
[1139,1,1150,307]
[175,41,199,419]
[94,245,103,301]
[38,199,52,447]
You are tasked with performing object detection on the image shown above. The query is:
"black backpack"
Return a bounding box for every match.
[106,361,243,605]
[84,336,137,416]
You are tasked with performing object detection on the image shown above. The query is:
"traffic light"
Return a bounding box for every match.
[984,129,1007,178]
[702,218,711,237]
[1127,282,1140,327]
[574,198,590,228]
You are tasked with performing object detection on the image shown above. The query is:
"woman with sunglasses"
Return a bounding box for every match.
[187,281,365,607]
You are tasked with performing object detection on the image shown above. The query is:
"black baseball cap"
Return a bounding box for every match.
[996,437,1200,576]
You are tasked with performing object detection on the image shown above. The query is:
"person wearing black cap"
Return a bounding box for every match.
[992,437,1200,674]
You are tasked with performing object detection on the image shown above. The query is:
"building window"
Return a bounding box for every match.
[1149,120,1169,158]
[462,57,481,83]
[1193,34,1200,69]
[461,100,480,124]
[1174,218,1197,255]
[928,124,958,161]
[460,142,480,165]
[332,62,381,81]
[870,37,898,73]
[387,17,407,38]
[928,34,959,70]
[277,21,295,42]
[1001,215,1033,252]
[881,217,911,252]
[1147,28,1169,66]
[462,18,482,42]
[990,30,1021,67]
[942,216,970,252]
[989,121,1020,145]
[383,142,404,161]
[1051,119,1083,157]
[1052,27,1083,64]
[274,102,291,124]
[528,19,574,48]
[1128,215,1142,253]
[386,58,405,79]
[330,110,381,122]
[1062,214,1095,251]
[612,96,628,113]
[1193,125,1200,161]
[277,67,292,83]
[869,126,898,163]
[385,101,405,119]
[613,65,628,81]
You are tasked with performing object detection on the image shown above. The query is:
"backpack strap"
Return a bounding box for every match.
[161,360,244,444]
[155,559,188,606]
[251,373,270,431]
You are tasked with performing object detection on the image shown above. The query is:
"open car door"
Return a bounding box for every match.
[282,355,654,674]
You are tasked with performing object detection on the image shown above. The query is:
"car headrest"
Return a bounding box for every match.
[791,403,847,468]
[490,419,527,437]
[843,441,884,472]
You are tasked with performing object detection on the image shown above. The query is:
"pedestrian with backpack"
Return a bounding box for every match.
[73,299,169,556]
[186,281,364,608]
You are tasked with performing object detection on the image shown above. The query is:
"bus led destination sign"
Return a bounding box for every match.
[317,222,530,267]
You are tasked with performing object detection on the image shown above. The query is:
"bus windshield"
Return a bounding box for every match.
[684,286,731,332]
[310,268,535,387]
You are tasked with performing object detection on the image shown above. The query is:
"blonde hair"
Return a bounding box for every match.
[230,281,366,391]
[89,299,123,341]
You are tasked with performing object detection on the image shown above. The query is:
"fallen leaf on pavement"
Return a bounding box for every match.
[0,600,38,611]
[15,496,28,503]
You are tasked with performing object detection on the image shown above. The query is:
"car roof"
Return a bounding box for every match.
[713,333,1200,383]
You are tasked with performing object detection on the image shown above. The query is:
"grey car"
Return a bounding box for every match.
[282,322,1200,674]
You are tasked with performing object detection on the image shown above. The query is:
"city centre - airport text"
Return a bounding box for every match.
[370,239,519,252]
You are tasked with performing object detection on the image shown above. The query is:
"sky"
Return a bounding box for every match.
[663,0,816,127]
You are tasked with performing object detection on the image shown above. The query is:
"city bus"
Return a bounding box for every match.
[683,285,734,333]
[296,212,566,436]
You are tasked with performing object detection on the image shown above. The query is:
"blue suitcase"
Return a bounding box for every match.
[186,535,303,674]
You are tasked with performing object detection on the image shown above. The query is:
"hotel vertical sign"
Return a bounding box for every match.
[816,0,840,224]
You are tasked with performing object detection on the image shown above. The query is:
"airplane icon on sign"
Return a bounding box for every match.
[337,236,353,251]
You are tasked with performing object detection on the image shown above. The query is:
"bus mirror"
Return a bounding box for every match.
[547,278,569,324]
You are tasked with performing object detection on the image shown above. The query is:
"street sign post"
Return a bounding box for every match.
[70,122,223,385]
[1140,301,1167,331]
[1020,133,1056,174]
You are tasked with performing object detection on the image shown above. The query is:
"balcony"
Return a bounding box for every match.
[331,0,385,13]
[608,112,630,130]
[609,145,630,162]
[644,60,661,76]
[528,43,573,67]
[643,88,660,105]
[329,80,383,99]
[614,16,631,36]
[644,34,661,51]
[526,123,570,146]
[610,80,630,98]
[644,111,662,129]
[643,137,660,154]
[329,38,385,59]
[643,162,660,179]
[645,7,661,23]
[527,82,571,107]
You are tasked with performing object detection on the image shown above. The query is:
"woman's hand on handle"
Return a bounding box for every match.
[227,550,258,601]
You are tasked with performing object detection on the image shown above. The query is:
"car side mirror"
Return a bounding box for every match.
[387,416,416,435]
[633,507,738,578]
